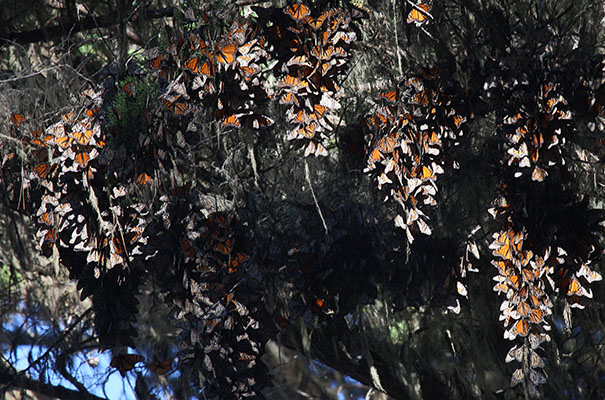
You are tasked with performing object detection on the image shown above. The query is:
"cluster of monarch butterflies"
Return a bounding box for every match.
[9,89,151,347]
[364,68,468,243]
[488,74,604,396]
[258,3,357,156]
[149,14,274,130]
[154,196,268,399]
[488,222,554,395]
[500,81,572,183]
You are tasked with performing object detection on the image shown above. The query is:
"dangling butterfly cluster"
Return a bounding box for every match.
[11,92,151,347]
[150,16,274,130]
[487,70,605,395]
[488,221,554,395]
[500,81,572,183]
[261,3,356,156]
[364,69,467,243]
[154,197,268,399]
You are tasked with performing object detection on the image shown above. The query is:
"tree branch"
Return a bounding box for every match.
[281,322,412,400]
[0,366,107,400]
[0,8,174,46]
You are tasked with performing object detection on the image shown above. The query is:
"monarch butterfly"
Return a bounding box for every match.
[110,354,145,376]
[314,142,328,157]
[317,61,335,77]
[412,90,430,106]
[311,104,328,119]
[314,298,325,309]
[34,163,54,179]
[274,314,290,329]
[452,115,466,129]
[221,113,241,128]
[330,31,356,45]
[125,226,142,245]
[280,92,300,106]
[491,241,517,261]
[528,308,546,324]
[162,98,189,115]
[54,135,73,149]
[305,10,332,30]
[72,129,94,145]
[184,57,202,74]
[521,267,536,282]
[505,345,523,363]
[284,3,310,21]
[508,319,530,338]
[377,135,397,153]
[528,332,550,350]
[305,141,317,157]
[228,26,249,45]
[61,112,76,124]
[420,67,439,79]
[516,300,531,317]
[415,217,432,235]
[229,252,250,269]
[577,263,602,283]
[236,53,257,67]
[365,114,384,132]
[531,166,547,182]
[11,113,24,127]
[567,277,592,298]
[529,369,547,386]
[150,55,163,69]
[192,76,215,94]
[137,172,152,185]
[215,42,237,65]
[529,351,545,369]
[231,299,249,316]
[332,47,348,58]
[214,238,233,255]
[148,359,172,375]
[237,41,256,56]
[287,55,312,68]
[378,90,397,103]
[38,211,54,226]
[239,65,261,82]
[311,46,336,61]
[280,74,304,88]
[73,151,91,168]
[510,368,524,387]
[290,109,308,124]
[30,128,53,147]
[418,165,435,180]
[208,213,229,228]
[406,76,424,91]
[492,282,508,294]
[287,25,302,35]
[407,3,431,26]
[85,107,100,118]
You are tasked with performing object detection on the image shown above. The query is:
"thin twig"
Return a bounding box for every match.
[304,160,328,235]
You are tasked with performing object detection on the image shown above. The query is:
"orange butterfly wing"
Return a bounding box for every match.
[111,354,145,376]
[407,4,431,26]
[284,3,311,21]
[11,113,24,127]
[216,43,237,65]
